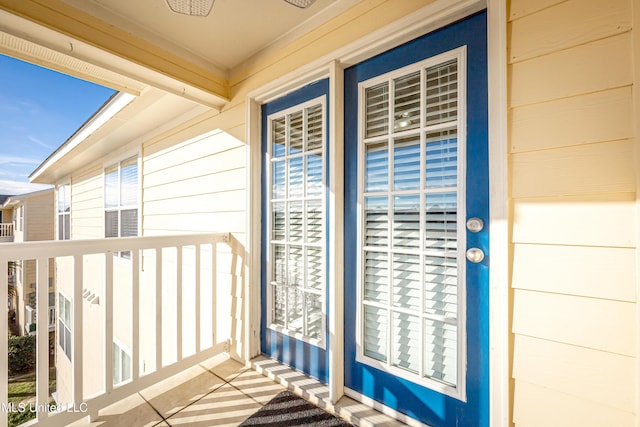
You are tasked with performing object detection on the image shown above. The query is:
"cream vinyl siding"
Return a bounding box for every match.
[509,0,636,425]
[71,166,104,240]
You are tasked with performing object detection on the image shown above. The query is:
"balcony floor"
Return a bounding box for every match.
[69,354,409,426]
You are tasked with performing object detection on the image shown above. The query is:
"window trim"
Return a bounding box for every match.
[57,182,71,241]
[58,292,72,361]
[103,153,141,258]
[265,95,328,350]
[354,47,468,400]
[112,339,132,386]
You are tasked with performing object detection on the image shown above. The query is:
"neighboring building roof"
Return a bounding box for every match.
[2,188,54,208]
[0,195,13,206]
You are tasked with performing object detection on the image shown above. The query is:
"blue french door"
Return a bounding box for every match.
[344,12,489,426]
[260,79,330,382]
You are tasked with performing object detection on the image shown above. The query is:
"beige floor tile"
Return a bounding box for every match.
[66,393,164,427]
[229,369,286,405]
[202,357,248,381]
[139,364,225,418]
[166,383,262,426]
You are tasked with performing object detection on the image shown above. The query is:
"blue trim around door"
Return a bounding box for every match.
[343,11,489,426]
[261,78,330,383]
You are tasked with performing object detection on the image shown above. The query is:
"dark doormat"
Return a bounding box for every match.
[239,391,353,426]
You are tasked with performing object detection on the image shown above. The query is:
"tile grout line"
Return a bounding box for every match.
[137,391,169,425]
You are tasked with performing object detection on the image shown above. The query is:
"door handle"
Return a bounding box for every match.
[466,248,485,263]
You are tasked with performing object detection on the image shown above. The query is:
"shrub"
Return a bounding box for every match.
[8,335,36,376]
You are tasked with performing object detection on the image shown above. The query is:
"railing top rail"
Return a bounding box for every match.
[0,232,230,260]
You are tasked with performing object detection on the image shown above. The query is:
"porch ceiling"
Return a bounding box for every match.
[0,0,359,107]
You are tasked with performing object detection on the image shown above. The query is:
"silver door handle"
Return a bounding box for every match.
[466,248,485,263]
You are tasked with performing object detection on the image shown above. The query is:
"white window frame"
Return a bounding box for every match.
[355,47,467,400]
[58,292,72,361]
[266,95,328,350]
[57,182,71,241]
[104,154,140,258]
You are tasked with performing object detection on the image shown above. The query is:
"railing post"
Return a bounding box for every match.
[155,248,163,370]
[195,245,201,353]
[176,246,183,361]
[72,255,84,405]
[36,258,49,423]
[211,243,217,346]
[104,252,114,394]
[132,250,140,380]
[0,259,8,427]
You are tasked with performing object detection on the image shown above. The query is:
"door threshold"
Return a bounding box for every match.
[250,355,426,426]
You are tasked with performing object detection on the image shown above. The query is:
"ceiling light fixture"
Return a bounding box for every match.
[283,0,317,8]
[165,0,214,16]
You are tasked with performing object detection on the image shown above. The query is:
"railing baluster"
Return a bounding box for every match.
[36,258,49,423]
[155,248,163,370]
[132,251,140,380]
[195,244,201,353]
[73,255,84,405]
[176,246,183,361]
[211,244,217,346]
[104,252,114,394]
[0,259,8,427]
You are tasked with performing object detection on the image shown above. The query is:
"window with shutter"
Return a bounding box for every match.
[267,96,326,346]
[358,51,465,391]
[105,156,139,258]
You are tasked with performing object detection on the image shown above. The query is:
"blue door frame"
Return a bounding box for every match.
[260,79,330,383]
[343,11,489,426]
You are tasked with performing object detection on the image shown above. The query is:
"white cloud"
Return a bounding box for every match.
[27,135,54,150]
[0,179,52,195]
[0,155,40,165]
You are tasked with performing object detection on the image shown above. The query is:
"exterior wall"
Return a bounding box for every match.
[508,0,636,425]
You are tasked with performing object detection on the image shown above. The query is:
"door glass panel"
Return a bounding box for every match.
[364,251,388,303]
[365,82,389,138]
[363,305,387,362]
[392,311,420,374]
[425,192,457,252]
[424,319,457,386]
[393,135,421,190]
[393,254,420,311]
[394,72,421,132]
[426,128,458,189]
[425,60,458,126]
[393,194,420,249]
[365,141,388,192]
[267,97,326,345]
[358,54,463,392]
[365,196,388,247]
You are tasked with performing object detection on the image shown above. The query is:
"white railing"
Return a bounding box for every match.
[0,223,13,241]
[0,233,232,427]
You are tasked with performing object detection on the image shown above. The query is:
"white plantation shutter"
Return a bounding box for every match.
[359,54,463,389]
[104,156,139,258]
[268,97,326,343]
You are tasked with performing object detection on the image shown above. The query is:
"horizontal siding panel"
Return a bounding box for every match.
[513,289,636,356]
[512,194,635,247]
[144,168,246,202]
[509,0,631,63]
[143,148,245,188]
[512,244,635,302]
[144,212,245,235]
[510,33,632,107]
[511,140,634,198]
[512,334,635,412]
[143,104,246,158]
[509,0,564,21]
[144,132,245,174]
[514,380,635,427]
[510,87,633,153]
[144,190,245,215]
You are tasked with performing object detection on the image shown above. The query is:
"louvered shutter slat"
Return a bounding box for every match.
[364,305,387,362]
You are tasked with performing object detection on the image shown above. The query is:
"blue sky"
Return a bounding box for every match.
[0,54,116,195]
